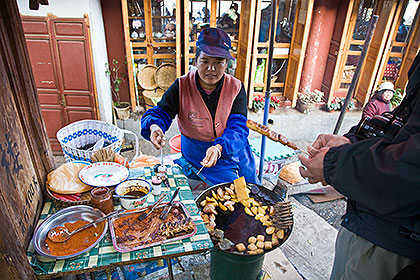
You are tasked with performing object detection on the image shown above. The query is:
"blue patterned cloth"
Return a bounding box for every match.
[249,137,295,161]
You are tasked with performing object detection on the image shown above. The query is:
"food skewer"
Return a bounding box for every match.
[246,120,309,156]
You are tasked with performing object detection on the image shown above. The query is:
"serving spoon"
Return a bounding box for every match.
[47,209,123,243]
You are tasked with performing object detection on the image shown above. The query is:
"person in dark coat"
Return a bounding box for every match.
[362,81,395,119]
[298,53,420,279]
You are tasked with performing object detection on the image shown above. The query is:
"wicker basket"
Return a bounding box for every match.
[155,63,176,90]
[56,120,124,162]
[137,64,158,90]
[142,88,165,110]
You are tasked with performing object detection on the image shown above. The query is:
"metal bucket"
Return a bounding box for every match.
[210,247,264,280]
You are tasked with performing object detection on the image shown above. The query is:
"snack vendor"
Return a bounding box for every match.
[141,27,259,186]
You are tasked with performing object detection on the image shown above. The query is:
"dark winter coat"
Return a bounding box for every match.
[361,91,391,119]
[324,53,420,260]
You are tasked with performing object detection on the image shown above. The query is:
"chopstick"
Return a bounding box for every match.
[196,165,204,175]
[160,138,164,166]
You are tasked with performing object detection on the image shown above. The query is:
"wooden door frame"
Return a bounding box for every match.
[235,0,257,97]
[284,0,314,107]
[354,0,399,105]
[373,0,420,92]
[248,0,296,106]
[49,15,99,121]
[121,0,137,110]
[22,14,99,153]
[395,5,420,90]
[326,0,359,105]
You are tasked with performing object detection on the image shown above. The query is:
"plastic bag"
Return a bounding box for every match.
[254,59,266,91]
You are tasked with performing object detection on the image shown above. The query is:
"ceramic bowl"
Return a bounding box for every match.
[115,179,151,210]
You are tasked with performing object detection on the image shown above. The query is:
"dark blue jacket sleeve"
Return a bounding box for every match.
[214,114,249,158]
[140,106,172,141]
[140,79,179,141]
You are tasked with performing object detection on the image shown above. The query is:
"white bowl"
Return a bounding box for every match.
[115,179,151,209]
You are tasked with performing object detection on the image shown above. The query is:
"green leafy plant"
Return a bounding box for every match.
[270,96,281,109]
[391,88,403,108]
[327,97,356,111]
[252,95,265,111]
[105,59,127,107]
[298,88,324,104]
[339,98,356,111]
[326,97,342,111]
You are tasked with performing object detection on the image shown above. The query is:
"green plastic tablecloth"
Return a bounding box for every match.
[26,165,213,276]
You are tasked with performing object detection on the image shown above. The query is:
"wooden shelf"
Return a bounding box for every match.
[122,0,182,110]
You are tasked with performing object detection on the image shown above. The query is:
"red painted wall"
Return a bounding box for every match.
[101,0,129,103]
[299,0,339,94]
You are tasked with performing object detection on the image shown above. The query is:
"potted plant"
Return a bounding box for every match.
[269,96,281,113]
[105,59,129,120]
[296,88,324,113]
[326,97,342,112]
[338,97,356,112]
[252,95,265,113]
[326,97,356,112]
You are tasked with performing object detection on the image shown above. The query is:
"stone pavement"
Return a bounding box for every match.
[54,107,362,279]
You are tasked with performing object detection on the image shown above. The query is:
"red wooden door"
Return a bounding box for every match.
[22,16,98,154]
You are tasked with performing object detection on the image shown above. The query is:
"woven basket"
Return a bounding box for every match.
[155,63,176,90]
[137,64,158,90]
[56,120,124,162]
[142,88,165,110]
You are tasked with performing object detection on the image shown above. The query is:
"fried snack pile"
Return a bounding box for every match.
[199,177,292,255]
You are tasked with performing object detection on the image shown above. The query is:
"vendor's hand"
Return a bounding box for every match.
[299,147,330,185]
[150,124,165,150]
[200,144,222,168]
[307,134,350,158]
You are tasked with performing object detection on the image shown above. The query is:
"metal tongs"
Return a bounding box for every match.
[159,187,180,220]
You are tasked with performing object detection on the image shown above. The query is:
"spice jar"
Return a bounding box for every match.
[91,187,114,214]
[151,176,162,196]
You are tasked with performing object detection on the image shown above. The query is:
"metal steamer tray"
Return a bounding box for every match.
[195,183,293,255]
[32,205,108,260]
[109,201,197,253]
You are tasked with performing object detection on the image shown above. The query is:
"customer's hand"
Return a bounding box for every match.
[307,134,350,158]
[150,124,165,150]
[201,144,222,168]
[299,147,330,185]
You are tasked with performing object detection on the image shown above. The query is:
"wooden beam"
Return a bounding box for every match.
[121,0,137,111]
[0,0,54,278]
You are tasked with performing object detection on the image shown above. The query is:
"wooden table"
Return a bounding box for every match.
[26,165,213,279]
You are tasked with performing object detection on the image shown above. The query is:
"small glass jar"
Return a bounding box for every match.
[91,187,114,214]
[151,176,162,196]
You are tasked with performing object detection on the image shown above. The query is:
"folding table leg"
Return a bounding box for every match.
[167,258,174,280]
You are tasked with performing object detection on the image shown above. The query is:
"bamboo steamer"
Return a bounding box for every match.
[155,63,176,90]
[137,64,158,90]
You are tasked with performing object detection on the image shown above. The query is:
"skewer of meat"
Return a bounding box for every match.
[246,120,309,155]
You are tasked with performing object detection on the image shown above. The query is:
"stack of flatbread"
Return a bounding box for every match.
[279,162,303,185]
[47,162,92,194]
